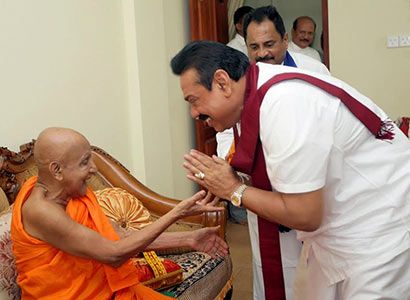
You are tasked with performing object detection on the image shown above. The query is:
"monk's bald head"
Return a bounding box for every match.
[34,127,90,174]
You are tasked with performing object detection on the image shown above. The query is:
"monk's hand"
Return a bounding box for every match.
[183,149,242,200]
[189,226,229,259]
[172,190,224,219]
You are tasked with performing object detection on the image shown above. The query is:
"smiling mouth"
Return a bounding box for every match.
[196,114,209,121]
[196,115,212,127]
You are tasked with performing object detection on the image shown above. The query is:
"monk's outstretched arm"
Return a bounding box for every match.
[143,227,228,260]
[22,190,227,268]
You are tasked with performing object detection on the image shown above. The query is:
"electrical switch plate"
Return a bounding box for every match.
[387,35,399,48]
[399,35,410,47]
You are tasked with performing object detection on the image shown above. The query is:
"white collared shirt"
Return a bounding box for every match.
[257,62,410,285]
[288,40,322,62]
[226,33,248,56]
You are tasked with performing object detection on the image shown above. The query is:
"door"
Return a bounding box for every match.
[189,0,229,158]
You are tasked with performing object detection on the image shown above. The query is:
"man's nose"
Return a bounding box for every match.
[89,159,98,174]
[257,47,269,59]
[190,105,199,119]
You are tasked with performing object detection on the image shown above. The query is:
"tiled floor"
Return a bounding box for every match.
[226,220,253,300]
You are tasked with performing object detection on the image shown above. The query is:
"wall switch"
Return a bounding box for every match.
[387,35,399,48]
[399,35,410,47]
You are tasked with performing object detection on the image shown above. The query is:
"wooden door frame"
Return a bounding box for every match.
[322,0,330,68]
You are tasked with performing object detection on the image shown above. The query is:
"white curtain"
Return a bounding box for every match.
[227,0,245,41]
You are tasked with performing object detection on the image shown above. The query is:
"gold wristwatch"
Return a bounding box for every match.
[230,184,247,207]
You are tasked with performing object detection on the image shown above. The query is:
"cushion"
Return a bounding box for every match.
[0,188,10,213]
[163,252,233,300]
[95,187,153,230]
[0,205,21,300]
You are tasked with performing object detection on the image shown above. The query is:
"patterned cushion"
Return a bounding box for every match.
[163,252,233,300]
[0,206,21,300]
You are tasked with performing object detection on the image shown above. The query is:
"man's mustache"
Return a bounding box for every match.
[300,38,310,43]
[256,56,275,62]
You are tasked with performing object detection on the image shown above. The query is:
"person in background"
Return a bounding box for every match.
[288,16,322,62]
[216,5,330,299]
[226,6,253,56]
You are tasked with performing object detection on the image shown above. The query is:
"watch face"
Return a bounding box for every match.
[231,194,241,207]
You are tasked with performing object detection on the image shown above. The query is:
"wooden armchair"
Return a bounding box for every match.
[0,141,233,300]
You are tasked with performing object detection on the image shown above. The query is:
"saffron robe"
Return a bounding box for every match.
[11,176,175,300]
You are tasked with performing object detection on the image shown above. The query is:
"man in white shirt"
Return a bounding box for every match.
[226,6,253,56]
[288,16,322,62]
[216,6,329,299]
[172,40,410,300]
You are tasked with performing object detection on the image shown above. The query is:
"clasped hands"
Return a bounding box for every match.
[183,149,243,201]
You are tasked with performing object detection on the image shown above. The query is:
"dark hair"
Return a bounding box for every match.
[243,6,286,41]
[233,6,253,25]
[171,41,249,91]
[292,16,316,31]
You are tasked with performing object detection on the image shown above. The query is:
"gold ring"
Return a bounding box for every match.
[194,172,205,180]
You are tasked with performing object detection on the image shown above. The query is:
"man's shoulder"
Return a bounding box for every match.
[289,51,330,75]
[22,192,64,221]
[227,34,247,55]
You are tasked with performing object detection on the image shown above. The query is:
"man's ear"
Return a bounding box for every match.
[235,22,242,34]
[283,32,289,47]
[213,69,232,96]
[49,162,63,181]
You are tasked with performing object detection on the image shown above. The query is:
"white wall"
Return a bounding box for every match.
[328,0,410,119]
[0,0,195,200]
[0,1,131,164]
[130,1,195,198]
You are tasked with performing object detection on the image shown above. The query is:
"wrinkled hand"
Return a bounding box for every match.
[190,226,229,259]
[183,149,242,200]
[172,190,223,219]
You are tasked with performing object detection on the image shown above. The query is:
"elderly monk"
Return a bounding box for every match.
[11,127,228,300]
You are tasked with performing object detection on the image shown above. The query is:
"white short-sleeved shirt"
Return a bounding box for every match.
[288,41,322,62]
[226,33,248,56]
[257,62,410,284]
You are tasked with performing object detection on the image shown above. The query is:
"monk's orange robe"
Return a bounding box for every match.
[11,176,175,300]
